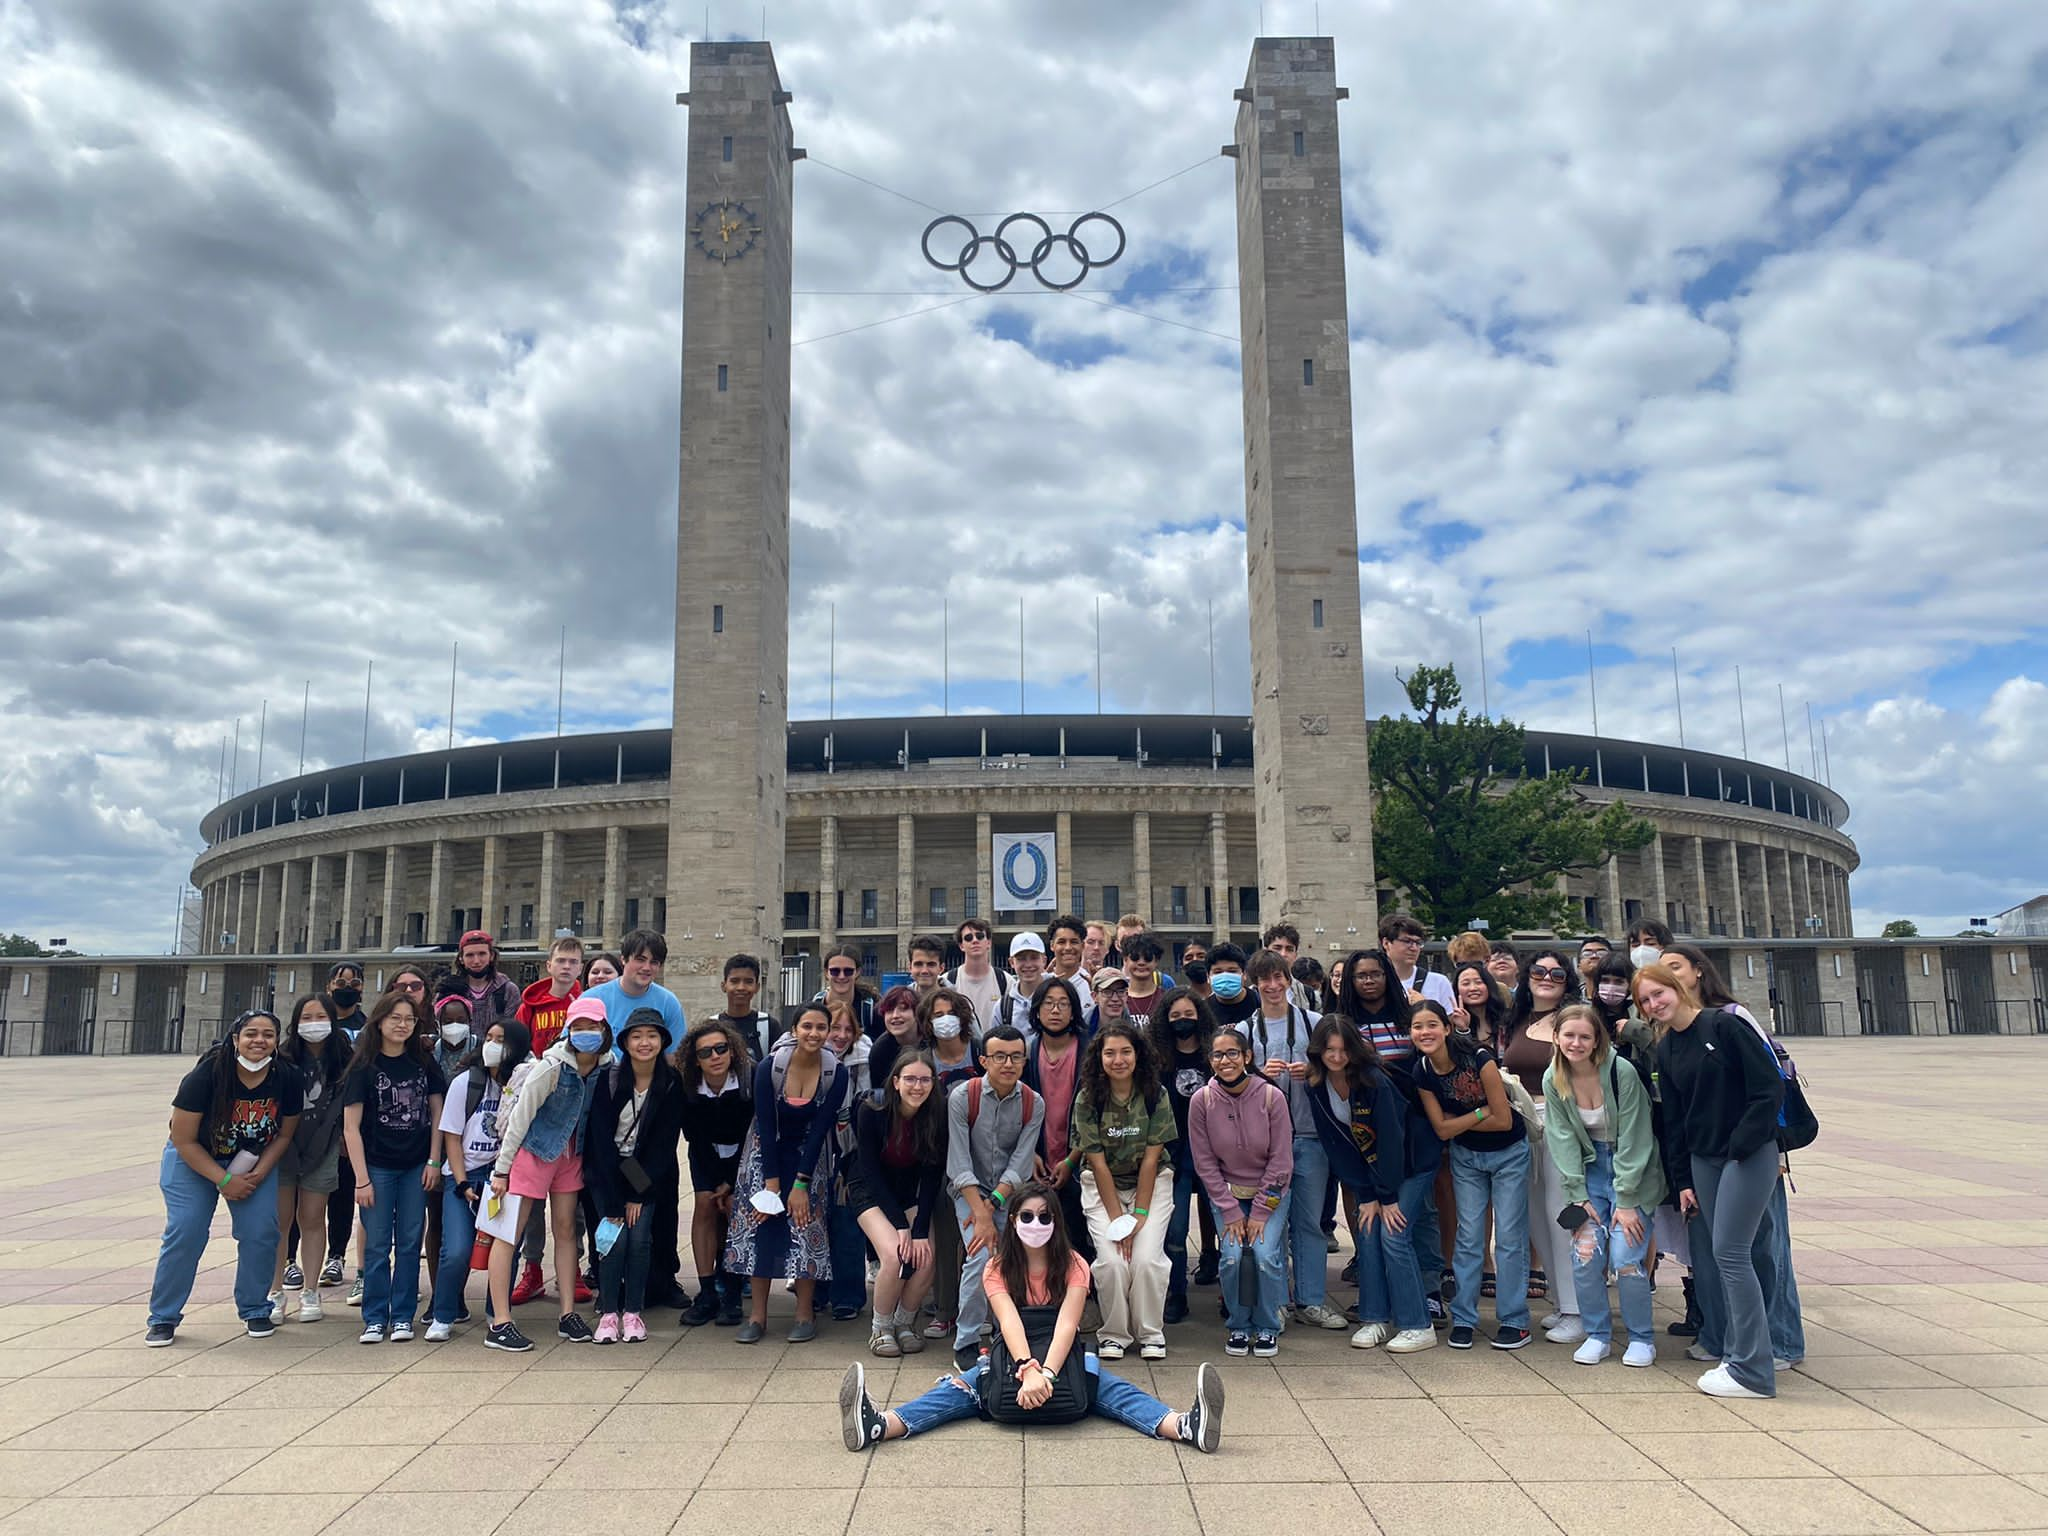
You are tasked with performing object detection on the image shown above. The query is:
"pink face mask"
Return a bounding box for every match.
[1013,1212,1056,1248]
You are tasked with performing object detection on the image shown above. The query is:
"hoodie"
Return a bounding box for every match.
[517,977,582,1054]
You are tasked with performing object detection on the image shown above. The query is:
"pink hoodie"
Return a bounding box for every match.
[1188,1072,1294,1220]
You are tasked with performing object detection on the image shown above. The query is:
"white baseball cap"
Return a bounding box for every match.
[1008,932,1047,957]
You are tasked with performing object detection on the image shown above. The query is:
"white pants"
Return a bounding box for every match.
[1081,1168,1174,1348]
[1524,1128,1579,1318]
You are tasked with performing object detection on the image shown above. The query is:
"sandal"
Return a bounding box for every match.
[1480,1271,1497,1299]
[1528,1268,1549,1301]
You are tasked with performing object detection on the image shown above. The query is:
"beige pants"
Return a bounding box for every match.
[1081,1168,1175,1348]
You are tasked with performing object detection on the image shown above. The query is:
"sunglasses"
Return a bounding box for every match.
[826,967,857,978]
[694,1041,732,1060]
[394,979,426,992]
[1529,966,1568,981]
[1014,1208,1054,1227]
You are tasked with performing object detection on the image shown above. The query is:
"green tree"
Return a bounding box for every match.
[1879,919,1919,939]
[0,933,44,958]
[1370,664,1656,936]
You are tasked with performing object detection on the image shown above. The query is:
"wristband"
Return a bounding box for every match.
[1473,1106,1487,1122]
[990,1188,1007,1208]
[217,1171,234,1190]
[1014,1356,1043,1380]
[1132,1207,1149,1217]
[793,1176,809,1190]
[357,1181,372,1190]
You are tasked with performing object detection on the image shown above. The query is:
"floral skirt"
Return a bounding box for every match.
[722,1123,834,1281]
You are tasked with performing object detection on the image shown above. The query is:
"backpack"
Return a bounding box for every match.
[1715,1008,1819,1152]
[769,1037,841,1099]
[492,1057,542,1141]
[966,1075,1039,1129]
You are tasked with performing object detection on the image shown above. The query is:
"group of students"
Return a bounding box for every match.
[145,906,1803,1459]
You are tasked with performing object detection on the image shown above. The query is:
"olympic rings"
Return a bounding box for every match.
[920,211,1126,292]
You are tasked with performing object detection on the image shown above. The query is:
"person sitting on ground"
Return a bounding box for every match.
[838,1181,1224,1454]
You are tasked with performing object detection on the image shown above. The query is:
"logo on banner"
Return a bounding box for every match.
[1002,841,1049,901]
[992,832,1057,910]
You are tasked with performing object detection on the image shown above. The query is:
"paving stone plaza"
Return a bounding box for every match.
[2,1038,2047,1535]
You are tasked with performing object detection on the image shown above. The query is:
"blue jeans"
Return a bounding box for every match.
[1449,1139,1531,1331]
[1571,1143,1654,1348]
[1691,1145,1778,1396]
[828,1196,869,1314]
[1218,1191,1292,1335]
[431,1176,487,1325]
[1287,1134,1330,1308]
[148,1144,280,1328]
[1353,1198,1430,1332]
[1396,1166,1444,1301]
[361,1163,426,1330]
[1165,1157,1203,1300]
[598,1205,656,1315]
[893,1359,1173,1438]
[952,1192,1010,1350]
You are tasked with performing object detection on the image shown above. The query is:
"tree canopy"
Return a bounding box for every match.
[1880,919,1920,938]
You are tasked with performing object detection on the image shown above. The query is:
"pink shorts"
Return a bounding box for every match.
[508,1146,583,1200]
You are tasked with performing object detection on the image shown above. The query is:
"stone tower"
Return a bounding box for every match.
[667,42,801,1015]
[1227,37,1378,954]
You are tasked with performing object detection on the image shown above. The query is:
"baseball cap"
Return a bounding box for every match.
[1008,933,1046,958]
[1092,966,1130,991]
[565,994,609,1027]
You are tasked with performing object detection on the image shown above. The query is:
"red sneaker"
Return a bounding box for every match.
[509,1262,546,1306]
[574,1276,595,1304]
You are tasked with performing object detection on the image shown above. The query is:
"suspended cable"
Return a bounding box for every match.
[1098,155,1223,211]
[1058,291,1238,344]
[791,293,980,347]
[804,150,1228,221]
[794,285,1238,296]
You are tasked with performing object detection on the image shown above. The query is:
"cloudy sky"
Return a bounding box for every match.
[3,0,2045,950]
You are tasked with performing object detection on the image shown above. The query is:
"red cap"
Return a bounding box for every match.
[458,929,494,952]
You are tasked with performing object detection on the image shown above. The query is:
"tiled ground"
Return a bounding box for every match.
[2,1039,2048,1535]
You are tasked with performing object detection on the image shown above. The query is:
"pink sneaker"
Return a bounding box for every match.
[622,1312,647,1343]
[592,1312,621,1345]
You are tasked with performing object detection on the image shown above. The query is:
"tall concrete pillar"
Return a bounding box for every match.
[307,854,330,955]
[1799,855,1816,937]
[1688,835,1708,937]
[895,814,916,967]
[665,41,800,1017]
[483,834,506,942]
[975,813,993,926]
[1210,811,1230,943]
[1649,833,1668,931]
[252,864,275,954]
[1757,845,1776,940]
[1782,851,1801,937]
[594,828,620,946]
[1838,869,1854,937]
[1603,855,1623,934]
[536,831,559,943]
[279,860,303,955]
[1055,811,1073,918]
[379,845,403,953]
[1726,840,1746,938]
[818,815,838,949]
[1132,811,1153,925]
[340,850,359,952]
[1228,37,1377,944]
[426,839,449,946]
[232,872,250,954]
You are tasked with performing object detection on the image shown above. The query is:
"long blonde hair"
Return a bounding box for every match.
[1547,1003,1611,1096]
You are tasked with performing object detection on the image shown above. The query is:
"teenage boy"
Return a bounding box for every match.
[1120,933,1167,1025]
[444,930,522,1032]
[1044,914,1094,1012]
[907,935,946,998]
[1081,921,1111,980]
[1237,950,1345,1332]
[1204,943,1257,1029]
[945,1023,1044,1369]
[1111,913,1147,963]
[1261,923,1320,1011]
[999,933,1048,1034]
[1577,935,1613,991]
[1380,912,1454,1011]
[942,919,1009,1039]
[518,936,585,1054]
[714,953,779,1060]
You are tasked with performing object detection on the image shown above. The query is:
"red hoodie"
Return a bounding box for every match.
[517,977,582,1054]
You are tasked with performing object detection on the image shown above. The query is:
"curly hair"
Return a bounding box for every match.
[1145,986,1216,1067]
[1079,1021,1160,1116]
[675,1017,757,1094]
[916,985,975,1036]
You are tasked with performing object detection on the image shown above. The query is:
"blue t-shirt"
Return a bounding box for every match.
[583,979,687,1053]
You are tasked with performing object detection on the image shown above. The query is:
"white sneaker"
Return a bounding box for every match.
[1384,1327,1437,1354]
[267,1291,286,1324]
[1140,1341,1167,1361]
[1097,1339,1125,1361]
[1623,1341,1655,1368]
[1295,1304,1348,1331]
[1686,1341,1718,1363]
[1545,1316,1587,1345]
[297,1293,323,1323]
[1349,1322,1392,1349]
[1572,1337,1610,1366]
[1773,1356,1794,1371]
[358,1325,383,1344]
[1697,1364,1770,1399]
[1539,1311,1564,1330]
[389,1321,414,1343]
[424,1320,452,1342]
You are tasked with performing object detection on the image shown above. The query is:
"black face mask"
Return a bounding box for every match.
[1184,960,1210,986]
[1170,1015,1199,1037]
[464,960,492,979]
[1038,1013,1071,1035]
[331,986,361,1010]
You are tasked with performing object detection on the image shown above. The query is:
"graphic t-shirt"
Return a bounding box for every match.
[173,1057,304,1163]
[982,1250,1094,1308]
[344,1053,447,1169]
[436,1068,504,1175]
[1410,1046,1523,1153]
[1123,988,1163,1026]
[1162,1046,1214,1144]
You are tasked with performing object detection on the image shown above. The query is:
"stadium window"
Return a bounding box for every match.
[653,897,666,930]
[1071,885,1086,918]
[1104,885,1121,922]
[1171,885,1188,923]
[784,891,811,926]
[1303,358,1314,386]
[518,905,534,940]
[964,888,979,920]
[722,135,733,162]
[713,604,724,634]
[930,887,948,924]
[861,888,878,926]
[569,900,586,935]
[1312,598,1324,628]
[1237,886,1260,925]
[717,363,728,392]
[1293,130,1305,156]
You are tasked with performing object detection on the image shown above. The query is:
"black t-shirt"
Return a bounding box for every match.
[1410,1045,1524,1153]
[173,1055,304,1163]
[1161,1042,1214,1144]
[343,1052,447,1170]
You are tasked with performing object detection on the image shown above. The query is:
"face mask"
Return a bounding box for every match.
[1184,961,1210,986]
[1210,973,1244,1001]
[481,1041,505,1069]
[331,986,361,1010]
[569,1030,605,1054]
[931,1017,962,1040]
[297,1019,332,1043]
[1038,1012,1069,1035]
[235,1052,268,1073]
[1014,1216,1055,1249]
[1171,1015,1199,1036]
[440,1022,469,1046]
[1597,983,1629,1005]
[1629,946,1661,970]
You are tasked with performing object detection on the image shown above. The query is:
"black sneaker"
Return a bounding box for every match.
[282,1261,305,1290]
[319,1256,345,1288]
[1192,1256,1220,1287]
[682,1289,720,1328]
[1427,1294,1450,1329]
[839,1362,889,1451]
[485,1321,534,1353]
[143,1323,176,1348]
[952,1342,980,1374]
[245,1316,277,1339]
[1178,1361,1224,1453]
[1163,1293,1189,1324]
[1447,1324,1475,1350]
[1224,1330,1250,1357]
[1340,1256,1358,1283]
[1251,1332,1279,1358]
[1491,1325,1531,1351]
[1440,1268,1456,1300]
[558,1313,595,1344]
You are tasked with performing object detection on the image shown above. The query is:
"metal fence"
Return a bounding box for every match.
[1774,998,1844,1038]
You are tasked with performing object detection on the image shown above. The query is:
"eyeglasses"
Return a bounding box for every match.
[1387,934,1423,946]
[985,1051,1026,1066]
[1529,966,1568,981]
[1209,1046,1244,1060]
[694,1041,732,1060]
[1014,1208,1054,1226]
[826,967,857,978]
[898,1075,934,1088]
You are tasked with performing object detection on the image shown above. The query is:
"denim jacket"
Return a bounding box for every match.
[494,1042,596,1171]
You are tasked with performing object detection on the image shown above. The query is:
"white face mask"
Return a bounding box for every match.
[931,1017,962,1040]
[481,1041,505,1069]
[1596,982,1629,1005]
[297,1019,332,1043]
[440,1022,470,1046]
[235,1053,268,1074]
[1629,945,1662,970]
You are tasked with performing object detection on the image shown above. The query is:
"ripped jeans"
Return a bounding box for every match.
[1570,1142,1654,1348]
[891,1359,1173,1438]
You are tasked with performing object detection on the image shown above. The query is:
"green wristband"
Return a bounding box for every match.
[217,1171,233,1190]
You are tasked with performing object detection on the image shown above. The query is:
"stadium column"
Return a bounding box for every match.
[895,815,915,969]
[600,829,623,949]
[339,851,359,953]
[1799,854,1816,936]
[819,815,838,951]
[1055,811,1073,921]
[303,860,327,958]
[1228,36,1377,946]
[278,860,303,955]
[1756,844,1776,940]
[1780,849,1799,937]
[1132,811,1153,926]
[427,840,449,947]
[1688,835,1708,938]
[1603,855,1622,933]
[253,864,275,956]
[1725,839,1746,938]
[482,835,505,944]
[379,845,403,953]
[233,872,249,955]
[1209,811,1230,944]
[666,41,799,1018]
[536,831,559,944]
[975,814,993,928]
[1648,832,1668,931]
[1837,869,1853,936]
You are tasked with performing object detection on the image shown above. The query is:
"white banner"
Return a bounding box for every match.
[992,832,1057,911]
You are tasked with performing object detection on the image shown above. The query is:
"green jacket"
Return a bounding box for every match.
[1542,1053,1666,1212]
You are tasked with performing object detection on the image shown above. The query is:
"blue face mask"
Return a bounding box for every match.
[569,1030,605,1054]
[1210,973,1244,1001]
